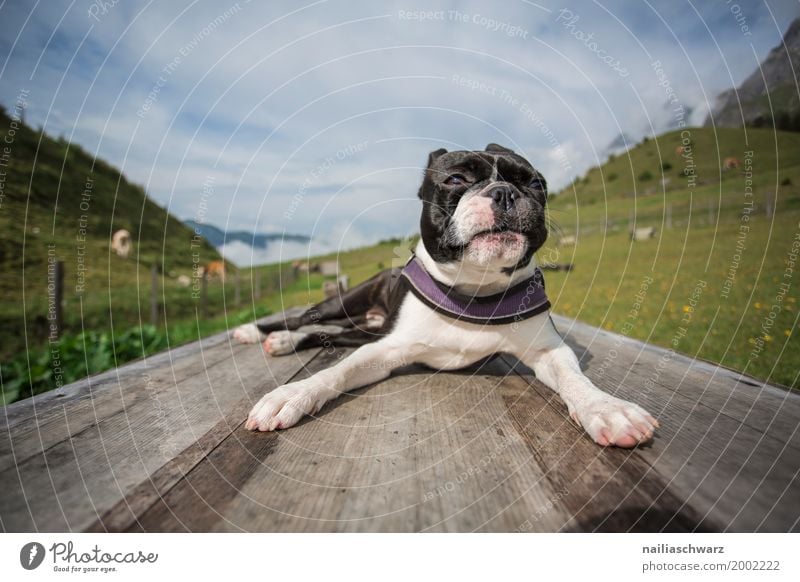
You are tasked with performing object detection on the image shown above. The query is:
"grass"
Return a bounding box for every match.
[544,126,800,388]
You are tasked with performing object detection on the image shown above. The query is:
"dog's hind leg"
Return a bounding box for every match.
[262,324,383,356]
[233,269,392,344]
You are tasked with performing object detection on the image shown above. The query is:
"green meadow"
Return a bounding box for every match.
[541,126,800,388]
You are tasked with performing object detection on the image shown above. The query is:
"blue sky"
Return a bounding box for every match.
[1,0,798,264]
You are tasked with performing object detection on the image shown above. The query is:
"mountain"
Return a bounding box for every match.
[555,126,800,204]
[184,220,310,249]
[705,18,800,128]
[604,132,635,155]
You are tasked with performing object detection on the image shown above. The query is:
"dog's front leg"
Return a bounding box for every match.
[518,342,659,448]
[245,339,419,431]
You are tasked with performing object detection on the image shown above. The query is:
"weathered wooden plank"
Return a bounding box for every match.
[496,358,716,532]
[514,317,800,532]
[0,343,235,471]
[552,314,800,445]
[3,307,797,533]
[0,340,317,532]
[129,356,574,532]
[87,347,339,533]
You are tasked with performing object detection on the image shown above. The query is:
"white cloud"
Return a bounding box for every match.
[1,0,798,262]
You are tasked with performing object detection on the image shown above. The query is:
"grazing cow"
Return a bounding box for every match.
[320,261,339,276]
[723,157,741,170]
[177,275,191,287]
[111,229,132,258]
[203,260,226,281]
[559,235,577,247]
[292,260,310,273]
[632,226,657,241]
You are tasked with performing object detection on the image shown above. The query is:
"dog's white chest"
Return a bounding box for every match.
[391,294,545,369]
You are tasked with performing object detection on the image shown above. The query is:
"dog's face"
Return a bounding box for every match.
[417,143,548,273]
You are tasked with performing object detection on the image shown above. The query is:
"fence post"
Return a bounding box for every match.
[234,271,241,307]
[766,191,775,217]
[150,264,159,326]
[200,271,209,319]
[53,260,64,340]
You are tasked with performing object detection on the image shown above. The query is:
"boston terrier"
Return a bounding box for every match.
[235,144,659,448]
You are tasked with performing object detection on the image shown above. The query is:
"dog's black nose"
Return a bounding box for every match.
[485,184,517,212]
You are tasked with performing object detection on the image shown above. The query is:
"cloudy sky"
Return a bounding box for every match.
[1,0,798,265]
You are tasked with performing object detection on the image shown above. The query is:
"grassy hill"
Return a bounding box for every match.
[543,126,800,388]
[0,105,227,402]
[0,105,225,357]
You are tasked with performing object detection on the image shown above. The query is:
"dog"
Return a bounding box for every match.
[235,144,659,448]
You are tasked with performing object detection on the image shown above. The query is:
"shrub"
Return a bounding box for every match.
[661,162,673,171]
[638,170,654,182]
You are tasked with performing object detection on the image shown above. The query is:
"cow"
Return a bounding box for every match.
[559,235,577,247]
[111,229,132,258]
[203,260,226,281]
[723,157,741,170]
[631,226,657,241]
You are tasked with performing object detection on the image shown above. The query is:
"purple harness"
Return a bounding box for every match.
[400,256,550,325]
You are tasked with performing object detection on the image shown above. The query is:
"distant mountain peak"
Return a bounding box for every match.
[706,17,800,128]
[605,132,635,155]
[184,220,311,250]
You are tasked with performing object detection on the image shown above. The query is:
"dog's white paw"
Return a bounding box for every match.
[366,310,386,329]
[232,324,265,344]
[263,331,307,356]
[245,380,329,431]
[571,396,659,448]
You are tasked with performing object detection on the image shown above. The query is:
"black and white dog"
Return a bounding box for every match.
[234,144,658,448]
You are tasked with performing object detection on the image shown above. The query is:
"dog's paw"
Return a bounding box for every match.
[263,331,307,356]
[232,323,264,344]
[245,381,328,431]
[571,396,659,448]
[365,309,386,329]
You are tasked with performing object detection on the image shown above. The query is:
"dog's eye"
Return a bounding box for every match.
[528,177,546,191]
[444,174,468,186]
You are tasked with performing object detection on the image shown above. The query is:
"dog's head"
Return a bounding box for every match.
[417,143,548,273]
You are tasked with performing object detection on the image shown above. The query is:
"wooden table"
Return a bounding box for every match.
[2,312,798,532]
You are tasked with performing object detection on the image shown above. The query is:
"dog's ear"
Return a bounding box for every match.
[426,148,448,167]
[485,143,515,154]
[419,148,448,199]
